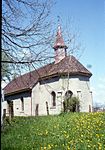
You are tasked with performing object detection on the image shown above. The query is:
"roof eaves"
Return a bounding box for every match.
[4,88,32,96]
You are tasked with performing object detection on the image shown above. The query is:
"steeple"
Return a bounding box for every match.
[53,26,68,63]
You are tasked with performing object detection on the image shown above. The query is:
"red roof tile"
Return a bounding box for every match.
[4,56,92,95]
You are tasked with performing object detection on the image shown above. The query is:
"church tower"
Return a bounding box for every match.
[53,26,68,64]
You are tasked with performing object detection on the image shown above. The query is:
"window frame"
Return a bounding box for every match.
[51,91,56,107]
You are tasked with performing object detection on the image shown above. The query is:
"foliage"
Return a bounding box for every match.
[63,96,80,112]
[1,112,105,150]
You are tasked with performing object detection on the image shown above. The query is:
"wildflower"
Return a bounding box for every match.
[96,134,99,137]
[88,145,91,148]
[48,144,51,149]
[45,130,48,135]
[67,146,70,150]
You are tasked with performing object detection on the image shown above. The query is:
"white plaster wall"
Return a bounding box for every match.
[32,77,63,116]
[13,97,31,116]
[64,75,93,112]
[61,76,79,95]
[77,79,92,112]
[31,83,41,116]
[67,76,92,112]
[2,101,9,116]
[32,75,92,116]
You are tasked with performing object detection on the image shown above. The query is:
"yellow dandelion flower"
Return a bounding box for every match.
[88,145,91,148]
[48,144,51,149]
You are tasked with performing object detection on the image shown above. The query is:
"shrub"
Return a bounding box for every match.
[63,96,80,112]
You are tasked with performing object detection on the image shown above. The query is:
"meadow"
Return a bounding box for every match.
[1,112,105,150]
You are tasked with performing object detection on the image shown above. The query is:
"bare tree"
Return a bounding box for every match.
[61,16,84,59]
[2,0,84,82]
[2,0,54,81]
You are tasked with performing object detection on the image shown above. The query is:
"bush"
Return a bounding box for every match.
[63,96,80,112]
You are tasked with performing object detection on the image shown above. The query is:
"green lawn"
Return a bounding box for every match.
[1,112,105,150]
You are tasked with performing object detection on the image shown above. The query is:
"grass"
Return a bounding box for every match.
[1,112,105,150]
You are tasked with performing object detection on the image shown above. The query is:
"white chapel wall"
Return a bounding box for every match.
[32,77,63,116]
[76,76,92,112]
[61,75,92,112]
[13,97,31,116]
[4,92,32,116]
[32,75,92,115]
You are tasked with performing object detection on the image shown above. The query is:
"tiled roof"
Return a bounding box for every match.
[4,56,92,95]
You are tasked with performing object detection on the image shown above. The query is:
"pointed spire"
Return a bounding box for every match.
[53,25,68,64]
[53,25,67,50]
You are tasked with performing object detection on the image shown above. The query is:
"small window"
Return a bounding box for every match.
[51,91,56,107]
[21,97,24,111]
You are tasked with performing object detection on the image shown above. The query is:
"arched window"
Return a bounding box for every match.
[51,91,56,106]
[65,90,73,99]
